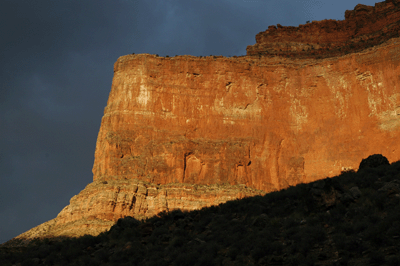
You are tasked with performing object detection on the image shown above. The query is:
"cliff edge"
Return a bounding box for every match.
[247,0,400,58]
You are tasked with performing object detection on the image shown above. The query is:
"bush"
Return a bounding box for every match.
[196,253,214,266]
[387,255,400,266]
[80,234,99,247]
[358,154,389,170]
[173,250,200,266]
[170,236,185,248]
[369,250,385,265]
[308,224,326,243]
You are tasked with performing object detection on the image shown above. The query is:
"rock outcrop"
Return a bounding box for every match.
[247,0,400,58]
[13,180,261,240]
[7,0,400,242]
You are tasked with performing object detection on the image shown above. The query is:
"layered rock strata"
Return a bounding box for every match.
[8,0,400,242]
[247,0,400,58]
[13,180,262,240]
[94,38,400,192]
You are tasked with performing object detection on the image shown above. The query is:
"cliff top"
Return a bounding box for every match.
[123,1,400,60]
[116,36,400,71]
[246,0,400,58]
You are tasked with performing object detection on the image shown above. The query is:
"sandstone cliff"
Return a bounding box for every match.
[247,0,400,58]
[8,0,400,242]
[95,39,400,192]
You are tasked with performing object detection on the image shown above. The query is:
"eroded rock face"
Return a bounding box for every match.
[8,0,400,242]
[93,38,400,193]
[11,180,262,241]
[247,0,400,58]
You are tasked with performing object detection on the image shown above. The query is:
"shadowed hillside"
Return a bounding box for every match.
[2,155,400,266]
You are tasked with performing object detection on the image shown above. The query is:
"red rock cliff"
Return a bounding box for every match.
[7,0,400,242]
[94,39,400,192]
[247,0,400,58]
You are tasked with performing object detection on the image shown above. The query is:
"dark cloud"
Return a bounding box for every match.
[0,0,380,243]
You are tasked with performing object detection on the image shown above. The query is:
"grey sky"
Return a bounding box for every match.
[0,0,380,243]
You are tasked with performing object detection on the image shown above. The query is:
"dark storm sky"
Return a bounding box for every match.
[0,0,380,243]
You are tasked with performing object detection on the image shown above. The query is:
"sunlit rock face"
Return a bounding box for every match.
[94,39,400,192]
[8,0,400,242]
[247,0,400,58]
[11,180,261,241]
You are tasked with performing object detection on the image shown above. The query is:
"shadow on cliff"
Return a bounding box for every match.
[2,154,400,265]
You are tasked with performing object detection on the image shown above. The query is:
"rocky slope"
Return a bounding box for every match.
[7,0,400,242]
[12,180,262,241]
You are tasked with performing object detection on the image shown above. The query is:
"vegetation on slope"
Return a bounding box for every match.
[1,155,400,266]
